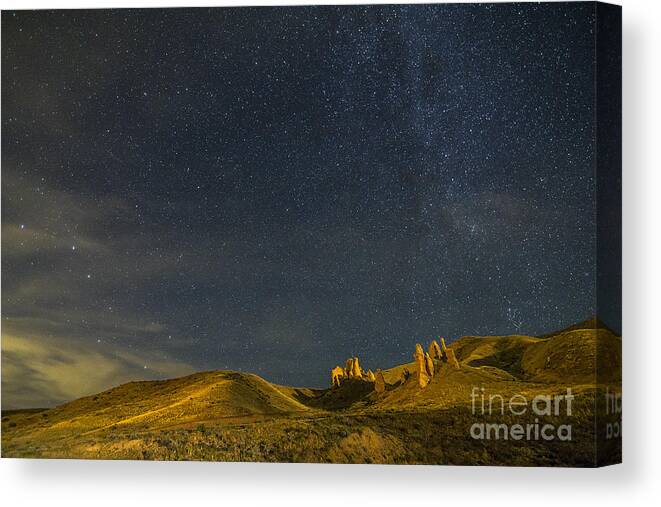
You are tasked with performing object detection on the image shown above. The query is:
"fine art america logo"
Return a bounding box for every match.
[605,387,622,440]
[469,386,574,441]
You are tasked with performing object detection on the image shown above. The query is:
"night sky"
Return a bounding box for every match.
[2,3,605,408]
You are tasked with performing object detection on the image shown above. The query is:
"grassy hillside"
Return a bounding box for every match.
[2,371,313,454]
[448,327,621,384]
[2,321,622,465]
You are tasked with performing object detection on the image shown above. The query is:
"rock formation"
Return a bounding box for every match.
[424,352,435,377]
[345,358,355,377]
[414,343,431,388]
[430,337,460,369]
[351,357,361,378]
[331,365,346,388]
[445,348,460,368]
[429,340,442,360]
[330,338,458,390]
[374,369,386,394]
[440,337,449,361]
[331,356,375,387]
[409,338,461,388]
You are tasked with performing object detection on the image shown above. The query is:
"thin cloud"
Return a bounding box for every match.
[1,332,195,409]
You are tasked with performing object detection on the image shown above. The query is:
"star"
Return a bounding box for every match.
[1,3,614,401]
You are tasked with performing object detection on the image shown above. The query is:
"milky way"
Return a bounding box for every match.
[2,4,612,406]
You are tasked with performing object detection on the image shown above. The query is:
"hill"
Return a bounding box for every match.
[450,326,621,384]
[537,316,615,338]
[2,371,314,452]
[1,320,622,465]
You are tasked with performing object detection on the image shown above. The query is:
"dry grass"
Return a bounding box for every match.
[2,325,621,466]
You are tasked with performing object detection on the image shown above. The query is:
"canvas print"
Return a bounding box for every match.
[1,2,621,466]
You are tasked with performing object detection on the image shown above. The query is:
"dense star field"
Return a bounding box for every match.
[2,4,608,408]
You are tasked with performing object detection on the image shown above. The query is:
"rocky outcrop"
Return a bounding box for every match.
[331,356,374,387]
[445,348,460,368]
[331,337,459,390]
[429,340,442,361]
[374,369,386,394]
[409,338,461,388]
[345,358,355,377]
[440,337,448,360]
[435,337,459,368]
[331,365,346,388]
[424,352,435,377]
[343,357,363,379]
[414,343,431,388]
[350,357,362,378]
